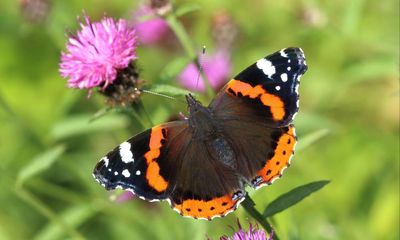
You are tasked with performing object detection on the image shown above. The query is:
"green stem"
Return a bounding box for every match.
[136,101,154,127]
[165,13,196,60]
[89,106,112,123]
[124,105,148,129]
[30,179,84,204]
[165,10,215,98]
[241,196,279,240]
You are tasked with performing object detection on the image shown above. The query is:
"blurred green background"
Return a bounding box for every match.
[0,0,398,239]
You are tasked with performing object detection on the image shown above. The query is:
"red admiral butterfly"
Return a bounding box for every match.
[93,47,307,220]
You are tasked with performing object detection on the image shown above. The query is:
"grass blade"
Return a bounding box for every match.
[51,114,129,140]
[296,129,330,152]
[17,145,65,186]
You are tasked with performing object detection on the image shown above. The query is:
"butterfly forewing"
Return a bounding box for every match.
[211,47,307,127]
[93,122,186,201]
[93,129,166,200]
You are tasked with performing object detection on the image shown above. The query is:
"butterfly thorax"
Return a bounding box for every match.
[186,94,219,139]
[186,94,237,169]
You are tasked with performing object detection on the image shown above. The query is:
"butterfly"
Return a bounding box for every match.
[93,47,308,220]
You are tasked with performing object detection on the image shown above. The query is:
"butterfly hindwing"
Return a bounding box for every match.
[252,125,297,188]
[212,117,296,187]
[163,132,246,219]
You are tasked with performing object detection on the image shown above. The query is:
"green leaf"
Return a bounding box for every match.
[17,145,66,186]
[263,180,330,218]
[175,3,201,17]
[296,129,330,152]
[145,84,193,97]
[50,114,129,140]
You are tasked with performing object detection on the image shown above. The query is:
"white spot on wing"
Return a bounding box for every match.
[281,73,288,82]
[275,86,281,91]
[102,157,109,167]
[136,170,141,175]
[122,169,131,178]
[280,49,288,57]
[114,171,118,175]
[256,58,276,78]
[297,74,303,82]
[119,142,134,163]
[287,66,291,71]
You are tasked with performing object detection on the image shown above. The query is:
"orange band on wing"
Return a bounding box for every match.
[226,80,285,121]
[144,126,168,192]
[173,193,242,219]
[257,126,296,184]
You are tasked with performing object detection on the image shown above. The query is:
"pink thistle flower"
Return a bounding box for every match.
[220,221,273,240]
[178,50,231,92]
[132,6,169,45]
[60,16,137,89]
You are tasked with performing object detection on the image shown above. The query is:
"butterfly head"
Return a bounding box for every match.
[185,94,216,137]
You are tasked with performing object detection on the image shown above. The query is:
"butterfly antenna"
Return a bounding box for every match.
[138,88,186,103]
[195,46,207,90]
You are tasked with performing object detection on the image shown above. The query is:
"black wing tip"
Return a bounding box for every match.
[282,47,308,74]
[92,157,117,190]
[265,47,308,72]
[282,47,306,58]
[92,172,114,190]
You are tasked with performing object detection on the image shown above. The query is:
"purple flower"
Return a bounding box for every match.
[60,16,137,89]
[132,6,169,45]
[220,221,273,240]
[20,0,50,23]
[178,50,231,92]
